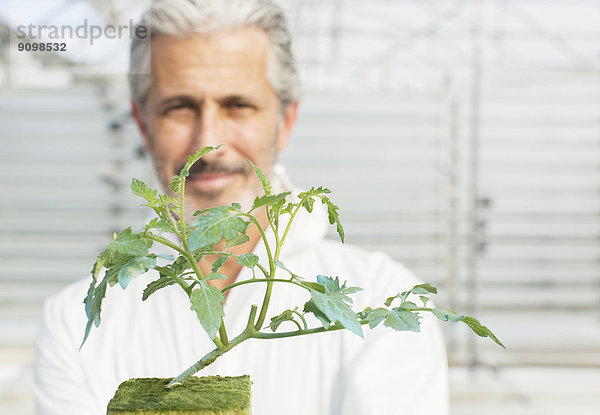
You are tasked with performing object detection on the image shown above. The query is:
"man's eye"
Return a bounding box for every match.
[167,103,192,112]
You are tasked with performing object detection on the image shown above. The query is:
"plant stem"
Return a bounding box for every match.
[291,309,308,330]
[277,202,302,256]
[254,323,347,340]
[237,213,276,331]
[219,324,229,346]
[167,306,258,388]
[220,278,306,294]
[144,234,205,283]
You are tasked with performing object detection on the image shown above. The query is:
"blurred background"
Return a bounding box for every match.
[1,0,600,413]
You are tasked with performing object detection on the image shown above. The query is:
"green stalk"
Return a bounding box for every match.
[143,234,205,284]
[220,278,306,294]
[167,305,258,388]
[237,213,276,330]
[277,202,303,257]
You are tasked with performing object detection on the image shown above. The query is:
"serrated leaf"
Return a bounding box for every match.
[316,275,362,303]
[280,202,295,215]
[117,256,157,289]
[461,316,506,348]
[274,259,298,278]
[269,309,296,332]
[225,234,249,249]
[384,309,421,332]
[237,253,259,269]
[251,192,291,211]
[298,186,331,199]
[385,283,438,307]
[206,272,227,280]
[431,308,464,322]
[320,195,344,243]
[189,208,247,251]
[366,307,389,329]
[81,278,107,347]
[169,146,219,194]
[112,228,150,257]
[303,299,331,329]
[248,160,271,195]
[142,275,176,301]
[210,255,229,273]
[409,283,438,295]
[297,280,326,293]
[309,290,363,337]
[190,283,225,340]
[301,197,314,213]
[398,301,419,310]
[131,178,158,205]
[145,217,173,233]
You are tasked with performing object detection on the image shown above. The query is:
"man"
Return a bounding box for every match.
[33,1,449,414]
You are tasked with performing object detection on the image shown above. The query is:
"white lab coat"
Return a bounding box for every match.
[33,168,449,415]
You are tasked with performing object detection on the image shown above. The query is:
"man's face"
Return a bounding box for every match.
[133,28,297,216]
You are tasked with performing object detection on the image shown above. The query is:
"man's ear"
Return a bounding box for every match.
[131,99,151,152]
[277,101,299,151]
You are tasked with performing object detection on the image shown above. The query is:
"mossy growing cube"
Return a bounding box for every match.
[107,375,251,414]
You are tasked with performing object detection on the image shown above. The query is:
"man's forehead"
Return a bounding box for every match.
[147,28,273,99]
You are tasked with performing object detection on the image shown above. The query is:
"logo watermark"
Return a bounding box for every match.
[15,19,148,46]
[8,0,151,77]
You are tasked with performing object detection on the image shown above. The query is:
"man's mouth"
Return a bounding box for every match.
[186,171,238,193]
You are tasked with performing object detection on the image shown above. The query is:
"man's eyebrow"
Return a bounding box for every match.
[158,95,198,108]
[218,95,258,106]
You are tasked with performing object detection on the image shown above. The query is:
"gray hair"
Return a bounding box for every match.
[129,0,301,109]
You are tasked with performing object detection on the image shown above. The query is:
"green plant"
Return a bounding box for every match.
[82,146,504,388]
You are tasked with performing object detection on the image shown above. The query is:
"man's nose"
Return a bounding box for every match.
[191,105,223,150]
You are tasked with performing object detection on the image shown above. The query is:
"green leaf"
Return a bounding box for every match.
[117,256,157,289]
[112,228,150,257]
[269,309,297,332]
[157,255,192,278]
[419,295,430,307]
[144,218,173,233]
[431,308,464,323]
[384,309,421,332]
[303,299,331,329]
[237,253,259,269]
[81,278,107,346]
[460,316,506,348]
[320,195,344,243]
[280,202,295,215]
[142,274,176,301]
[385,283,438,307]
[316,275,362,303]
[301,197,314,213]
[211,256,229,273]
[409,283,438,295]
[275,259,299,278]
[206,272,227,280]
[398,301,419,310]
[251,192,291,211]
[189,207,247,251]
[169,146,219,194]
[297,186,331,199]
[190,283,225,341]
[306,279,364,338]
[366,307,389,329]
[297,280,325,293]
[131,178,158,206]
[225,234,249,249]
[248,160,271,195]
